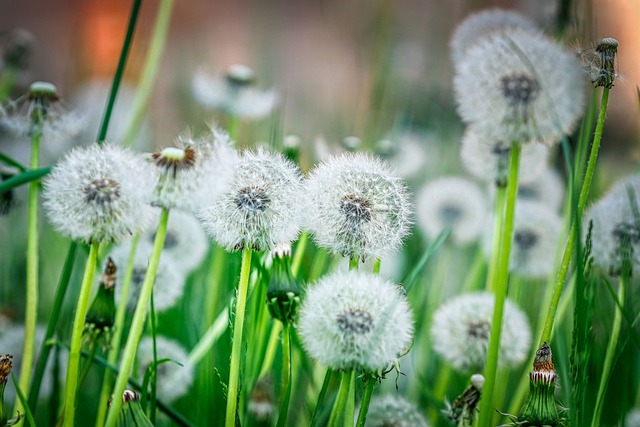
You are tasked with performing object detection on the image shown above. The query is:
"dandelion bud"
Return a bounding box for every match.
[84,258,117,340]
[593,37,619,89]
[266,248,300,324]
[0,354,12,426]
[110,390,153,427]
[443,374,484,426]
[518,343,561,426]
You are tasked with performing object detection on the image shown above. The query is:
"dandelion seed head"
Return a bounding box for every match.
[431,292,531,372]
[361,394,429,427]
[454,29,585,146]
[43,144,155,243]
[516,167,565,211]
[298,271,413,372]
[304,153,412,261]
[375,131,435,180]
[198,148,302,252]
[416,177,487,245]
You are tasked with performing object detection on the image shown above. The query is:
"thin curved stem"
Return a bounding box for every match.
[486,184,507,291]
[355,375,375,427]
[276,322,292,427]
[327,370,354,427]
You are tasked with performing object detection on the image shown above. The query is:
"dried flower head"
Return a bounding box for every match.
[416,177,487,245]
[450,8,539,66]
[151,127,237,212]
[454,30,585,146]
[198,148,302,252]
[110,390,154,426]
[43,144,155,243]
[303,153,412,261]
[362,395,429,427]
[578,37,620,89]
[192,65,279,119]
[443,374,484,427]
[460,127,548,187]
[431,292,531,372]
[517,342,561,426]
[0,354,11,386]
[298,270,413,372]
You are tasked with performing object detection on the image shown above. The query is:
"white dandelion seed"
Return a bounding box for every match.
[359,394,429,427]
[192,64,279,119]
[460,127,549,185]
[43,144,155,243]
[304,153,412,261]
[431,292,531,372]
[517,167,565,212]
[450,8,539,66]
[454,29,585,146]
[416,177,487,245]
[150,127,237,212]
[136,336,194,403]
[198,147,302,252]
[298,270,413,372]
[483,201,562,278]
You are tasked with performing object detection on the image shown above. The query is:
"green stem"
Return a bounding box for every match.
[61,241,100,427]
[225,248,253,427]
[104,208,170,427]
[478,142,521,427]
[95,234,139,427]
[355,375,375,427]
[122,0,174,148]
[327,370,354,427]
[311,369,333,427]
[188,307,230,366]
[14,128,41,417]
[77,341,99,389]
[486,184,507,292]
[258,322,283,378]
[292,232,308,277]
[540,87,610,344]
[276,323,292,427]
[344,369,356,427]
[591,276,626,427]
[204,246,226,326]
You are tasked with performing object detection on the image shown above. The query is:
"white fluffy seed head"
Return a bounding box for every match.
[43,144,155,243]
[517,167,565,212]
[298,271,413,372]
[198,148,302,252]
[136,336,193,403]
[303,153,412,261]
[460,126,549,185]
[483,201,562,278]
[431,292,531,372]
[450,8,539,66]
[416,177,487,245]
[151,127,237,212]
[361,394,429,427]
[192,68,279,119]
[454,29,586,146]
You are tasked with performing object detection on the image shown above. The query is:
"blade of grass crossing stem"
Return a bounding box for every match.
[403,228,450,292]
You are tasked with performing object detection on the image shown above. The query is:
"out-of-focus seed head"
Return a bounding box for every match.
[3,29,35,70]
[362,395,429,427]
[247,376,275,422]
[443,374,484,426]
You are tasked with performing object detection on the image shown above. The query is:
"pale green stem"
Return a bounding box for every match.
[591,276,626,427]
[61,241,100,427]
[122,0,174,148]
[478,142,521,426]
[276,322,292,427]
[95,234,140,427]
[344,369,356,427]
[355,375,375,427]
[258,322,282,378]
[224,248,253,427]
[373,258,381,274]
[540,87,610,344]
[327,369,354,427]
[188,307,230,366]
[461,250,485,292]
[104,208,169,427]
[291,232,308,277]
[205,245,226,326]
[349,257,359,271]
[486,184,507,292]
[14,126,41,417]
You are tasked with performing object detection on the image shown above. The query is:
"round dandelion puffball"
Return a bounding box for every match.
[136,336,194,403]
[298,271,413,372]
[416,177,487,245]
[517,167,565,212]
[359,394,429,427]
[454,29,586,146]
[43,144,155,243]
[460,127,548,185]
[483,201,562,278]
[303,153,412,261]
[450,8,539,66]
[198,148,302,252]
[431,292,531,372]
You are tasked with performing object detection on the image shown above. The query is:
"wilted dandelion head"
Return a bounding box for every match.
[151,127,236,212]
[460,127,548,186]
[136,336,194,403]
[198,148,302,252]
[450,8,539,66]
[43,144,155,243]
[431,292,531,372]
[416,177,487,245]
[192,65,279,119]
[361,394,429,427]
[577,37,620,89]
[0,81,84,141]
[484,201,562,278]
[298,270,413,372]
[304,153,412,261]
[454,30,585,146]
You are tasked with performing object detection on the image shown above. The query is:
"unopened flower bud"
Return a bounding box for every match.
[593,38,619,89]
[518,342,561,426]
[110,390,153,427]
[266,248,300,323]
[85,258,117,341]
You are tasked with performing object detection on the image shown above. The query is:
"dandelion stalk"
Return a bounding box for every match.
[485,184,507,291]
[225,248,253,427]
[478,142,521,426]
[327,369,354,427]
[61,240,100,427]
[275,322,292,427]
[104,208,170,427]
[355,374,375,427]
